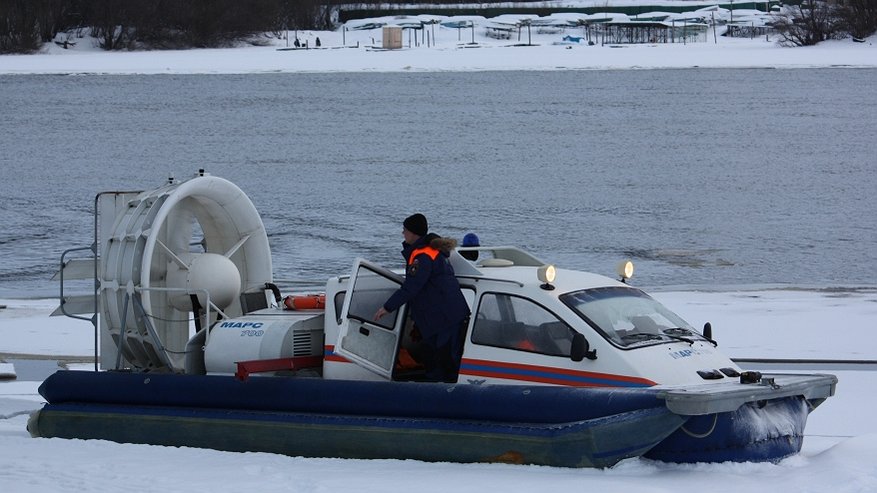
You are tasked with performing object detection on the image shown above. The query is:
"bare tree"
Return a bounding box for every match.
[838,0,877,39]
[0,0,41,53]
[34,0,72,42]
[82,0,137,50]
[773,0,844,46]
[281,0,335,31]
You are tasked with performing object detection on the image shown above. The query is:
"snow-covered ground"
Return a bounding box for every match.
[1,12,875,75]
[2,289,876,492]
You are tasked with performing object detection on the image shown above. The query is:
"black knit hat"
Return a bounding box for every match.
[403,213,428,236]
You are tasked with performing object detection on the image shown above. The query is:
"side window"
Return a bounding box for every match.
[333,291,346,324]
[471,293,575,357]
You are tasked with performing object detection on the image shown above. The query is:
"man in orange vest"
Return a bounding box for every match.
[374,213,470,382]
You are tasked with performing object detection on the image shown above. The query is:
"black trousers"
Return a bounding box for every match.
[422,317,469,383]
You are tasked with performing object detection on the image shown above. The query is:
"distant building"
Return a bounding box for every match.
[382,26,402,49]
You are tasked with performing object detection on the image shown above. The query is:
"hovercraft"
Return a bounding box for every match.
[30,171,836,468]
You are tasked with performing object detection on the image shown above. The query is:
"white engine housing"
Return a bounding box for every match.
[203,309,325,375]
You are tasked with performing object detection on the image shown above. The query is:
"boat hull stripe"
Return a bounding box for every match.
[325,346,655,388]
[459,358,655,387]
[324,345,347,362]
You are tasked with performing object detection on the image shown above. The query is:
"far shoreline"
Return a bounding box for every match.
[2,31,874,75]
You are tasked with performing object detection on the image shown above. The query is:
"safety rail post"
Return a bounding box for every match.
[59,244,98,371]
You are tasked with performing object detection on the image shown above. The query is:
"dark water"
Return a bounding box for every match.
[1,70,875,297]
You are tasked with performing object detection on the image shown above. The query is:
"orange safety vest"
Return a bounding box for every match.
[408,246,440,265]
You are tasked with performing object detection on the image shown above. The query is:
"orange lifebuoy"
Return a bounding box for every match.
[283,293,326,311]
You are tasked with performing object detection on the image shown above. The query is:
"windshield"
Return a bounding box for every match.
[560,286,700,348]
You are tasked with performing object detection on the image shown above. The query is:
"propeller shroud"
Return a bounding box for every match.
[98,174,273,371]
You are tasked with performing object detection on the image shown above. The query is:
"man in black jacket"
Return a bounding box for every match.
[374,213,470,382]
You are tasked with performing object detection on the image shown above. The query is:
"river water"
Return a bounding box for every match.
[1,69,875,297]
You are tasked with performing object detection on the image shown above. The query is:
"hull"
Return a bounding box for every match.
[29,370,834,467]
[30,370,684,468]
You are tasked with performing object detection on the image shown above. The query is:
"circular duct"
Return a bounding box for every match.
[99,173,272,371]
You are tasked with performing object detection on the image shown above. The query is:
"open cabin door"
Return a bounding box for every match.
[336,258,406,380]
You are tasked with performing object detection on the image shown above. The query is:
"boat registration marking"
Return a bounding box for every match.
[669,347,712,360]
